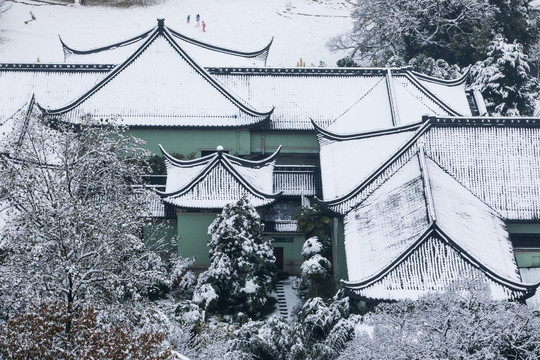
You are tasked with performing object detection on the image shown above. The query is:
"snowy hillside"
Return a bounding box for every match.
[0,0,353,66]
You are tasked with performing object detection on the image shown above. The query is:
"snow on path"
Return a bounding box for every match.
[0,0,353,66]
[273,276,302,321]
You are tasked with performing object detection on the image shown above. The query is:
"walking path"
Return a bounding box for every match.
[275,277,302,321]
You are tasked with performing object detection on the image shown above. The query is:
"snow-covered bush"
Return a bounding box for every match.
[0,301,174,359]
[169,255,197,294]
[338,283,540,359]
[230,316,306,360]
[470,34,539,116]
[0,117,168,321]
[195,196,277,318]
[301,236,324,258]
[300,236,332,298]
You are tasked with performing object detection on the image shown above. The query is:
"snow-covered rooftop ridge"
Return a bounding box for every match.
[341,151,539,301]
[158,145,282,209]
[317,116,540,215]
[37,25,274,127]
[59,19,273,66]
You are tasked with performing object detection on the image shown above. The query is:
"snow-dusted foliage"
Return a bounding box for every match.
[194,196,277,318]
[231,316,306,360]
[0,301,174,359]
[470,34,539,116]
[301,236,324,258]
[405,55,462,80]
[330,0,539,68]
[230,291,359,360]
[295,206,333,299]
[169,255,197,294]
[338,282,540,359]
[328,0,494,65]
[0,117,168,320]
[301,255,331,284]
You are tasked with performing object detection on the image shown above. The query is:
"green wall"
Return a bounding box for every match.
[177,212,217,268]
[269,235,305,275]
[129,129,320,158]
[250,133,319,154]
[130,128,251,157]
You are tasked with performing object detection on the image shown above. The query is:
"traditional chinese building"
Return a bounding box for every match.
[0,19,538,302]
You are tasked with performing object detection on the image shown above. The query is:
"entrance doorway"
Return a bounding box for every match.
[273,247,284,271]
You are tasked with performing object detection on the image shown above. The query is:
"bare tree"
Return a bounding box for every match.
[328,0,495,66]
[0,116,167,321]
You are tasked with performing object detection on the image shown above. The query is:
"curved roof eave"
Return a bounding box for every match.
[312,118,423,143]
[342,224,539,300]
[316,121,432,212]
[408,66,470,87]
[403,71,464,116]
[157,152,282,200]
[44,23,274,121]
[167,27,273,62]
[58,29,154,59]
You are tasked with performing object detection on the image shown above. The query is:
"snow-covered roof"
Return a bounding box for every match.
[317,121,421,200]
[0,63,109,123]
[158,145,282,209]
[39,21,273,128]
[59,19,272,67]
[212,67,473,131]
[318,117,540,220]
[342,149,538,301]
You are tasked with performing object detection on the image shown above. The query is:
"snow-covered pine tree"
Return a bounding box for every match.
[470,34,539,116]
[194,196,277,318]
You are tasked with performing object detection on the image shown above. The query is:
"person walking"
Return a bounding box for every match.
[195,14,200,27]
[187,14,190,23]
[202,21,206,32]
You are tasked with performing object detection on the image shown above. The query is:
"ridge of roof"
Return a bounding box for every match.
[317,115,540,215]
[342,223,539,300]
[167,27,273,65]
[418,146,437,223]
[157,149,281,200]
[429,116,540,127]
[39,23,274,122]
[59,18,273,64]
[160,144,282,168]
[312,118,423,142]
[401,71,463,116]
[59,29,154,60]
[207,66,412,76]
[0,63,115,71]
[409,66,470,87]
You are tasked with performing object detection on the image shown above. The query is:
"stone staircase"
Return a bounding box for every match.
[276,281,289,318]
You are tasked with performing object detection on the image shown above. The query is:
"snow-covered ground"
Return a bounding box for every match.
[0,0,353,66]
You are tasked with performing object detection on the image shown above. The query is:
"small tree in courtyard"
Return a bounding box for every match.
[194,196,277,319]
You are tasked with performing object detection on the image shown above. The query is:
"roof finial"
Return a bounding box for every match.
[216,145,224,152]
[157,19,165,30]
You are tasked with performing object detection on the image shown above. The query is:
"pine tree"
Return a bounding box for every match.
[194,196,277,318]
[470,34,539,115]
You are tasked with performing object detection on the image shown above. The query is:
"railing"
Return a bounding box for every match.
[263,220,299,233]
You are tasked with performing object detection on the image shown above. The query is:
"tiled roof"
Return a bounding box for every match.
[59,19,272,67]
[39,23,273,128]
[342,150,538,301]
[318,117,540,220]
[212,68,472,131]
[0,64,108,123]
[158,145,281,209]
